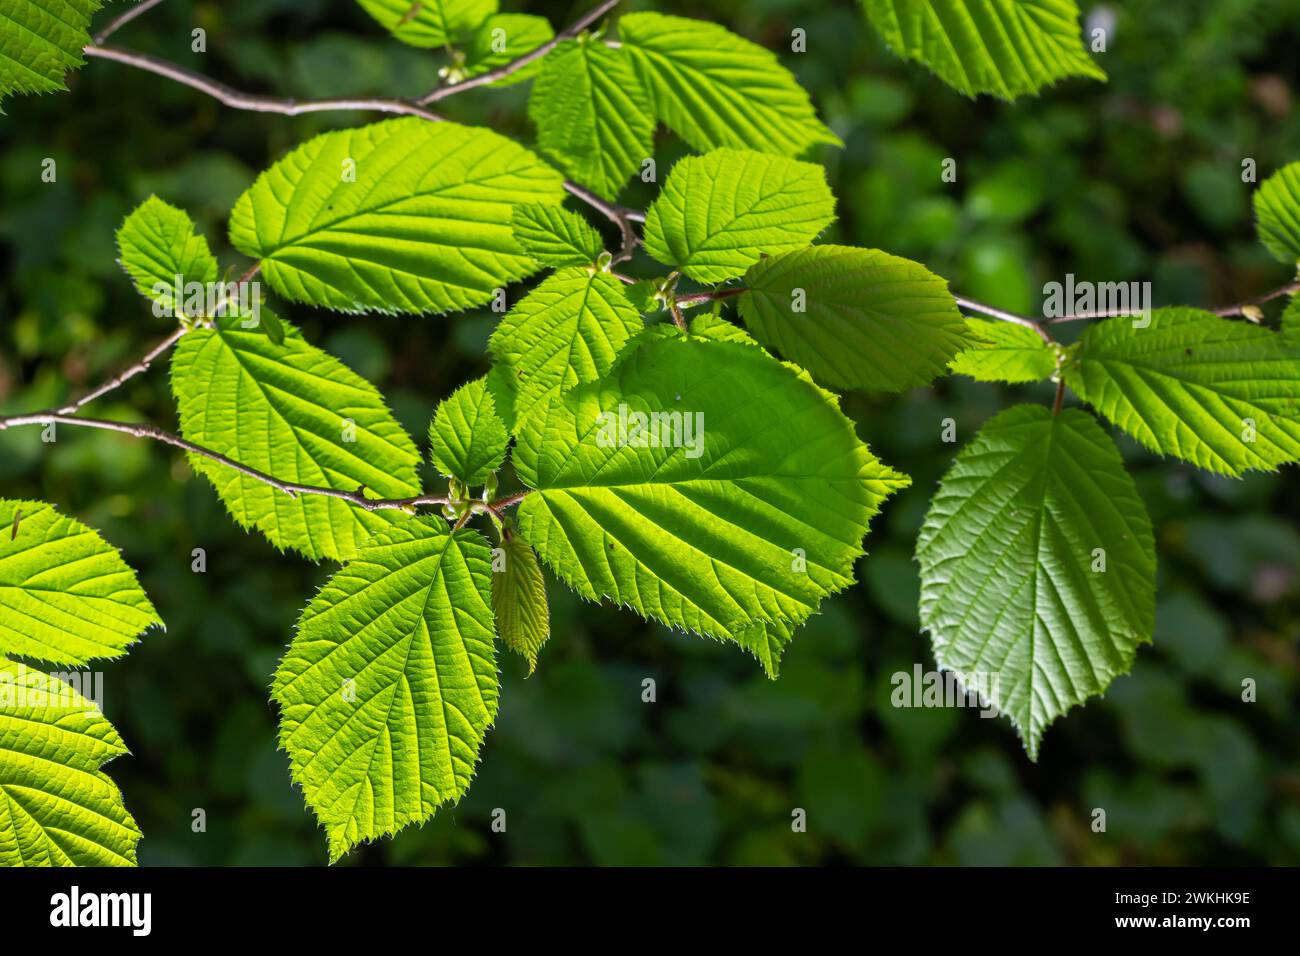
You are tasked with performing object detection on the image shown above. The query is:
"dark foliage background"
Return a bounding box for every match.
[1,0,1298,866]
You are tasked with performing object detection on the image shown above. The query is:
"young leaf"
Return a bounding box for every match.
[618,12,840,156]
[511,202,605,267]
[492,531,550,674]
[116,196,219,315]
[512,335,909,665]
[461,13,554,84]
[527,38,654,202]
[738,245,975,392]
[643,150,836,284]
[0,0,102,110]
[356,0,496,48]
[1062,308,1300,476]
[860,0,1106,100]
[273,520,498,862]
[1253,161,1300,265]
[949,319,1057,383]
[170,313,423,562]
[0,658,141,866]
[916,405,1156,759]
[428,376,509,486]
[228,118,565,315]
[0,499,162,666]
[488,268,642,426]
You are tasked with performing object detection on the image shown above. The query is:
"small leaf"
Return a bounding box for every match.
[619,12,840,156]
[170,314,423,561]
[228,118,565,315]
[0,0,103,110]
[491,531,550,674]
[116,196,219,316]
[643,149,836,284]
[916,405,1156,759]
[1253,161,1300,265]
[738,245,975,392]
[0,499,161,666]
[356,0,496,48]
[428,377,509,486]
[1062,308,1300,476]
[950,319,1057,383]
[528,38,654,201]
[273,519,498,862]
[860,0,1106,100]
[462,13,554,84]
[511,202,605,267]
[513,334,908,664]
[0,658,141,866]
[488,268,643,427]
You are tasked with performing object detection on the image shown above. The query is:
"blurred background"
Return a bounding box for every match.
[1,0,1298,866]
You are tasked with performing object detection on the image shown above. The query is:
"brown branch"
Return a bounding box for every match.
[415,0,622,106]
[1212,279,1300,318]
[94,0,167,44]
[675,287,745,307]
[953,295,1054,344]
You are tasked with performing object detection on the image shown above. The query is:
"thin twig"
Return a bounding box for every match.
[675,288,745,307]
[1052,378,1066,417]
[953,295,1054,344]
[0,413,451,512]
[93,0,167,44]
[415,0,622,106]
[56,326,186,415]
[1212,280,1300,318]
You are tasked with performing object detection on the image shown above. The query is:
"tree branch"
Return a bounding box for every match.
[953,295,1054,343]
[93,0,167,44]
[415,0,623,106]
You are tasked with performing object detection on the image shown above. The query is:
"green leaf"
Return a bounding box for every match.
[0,658,141,866]
[228,118,565,315]
[916,405,1156,759]
[0,499,161,666]
[860,0,1106,100]
[738,245,975,392]
[950,318,1057,383]
[428,376,508,486]
[356,0,496,48]
[170,314,423,562]
[491,531,550,674]
[511,202,605,267]
[0,0,102,110]
[643,150,836,284]
[1253,161,1300,265]
[461,13,553,84]
[488,268,642,427]
[1062,308,1300,476]
[618,12,840,156]
[273,520,497,862]
[115,196,219,315]
[513,334,908,665]
[528,38,654,202]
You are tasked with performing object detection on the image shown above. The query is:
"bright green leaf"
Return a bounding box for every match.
[644,149,836,284]
[1253,161,1300,265]
[428,376,508,486]
[115,196,219,315]
[513,335,909,666]
[0,0,102,110]
[273,520,497,862]
[492,531,550,674]
[916,405,1156,759]
[0,499,161,666]
[1063,308,1300,476]
[170,314,423,562]
[618,12,840,156]
[228,118,565,315]
[461,13,553,84]
[511,202,605,267]
[356,0,496,48]
[738,245,975,392]
[860,0,1106,100]
[950,318,1057,383]
[528,38,654,202]
[0,658,141,866]
[488,268,642,427]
